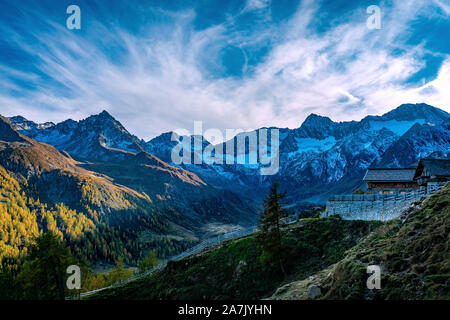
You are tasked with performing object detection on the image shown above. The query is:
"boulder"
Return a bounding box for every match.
[307,285,321,299]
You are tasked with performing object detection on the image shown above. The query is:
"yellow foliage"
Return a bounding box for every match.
[0,165,95,262]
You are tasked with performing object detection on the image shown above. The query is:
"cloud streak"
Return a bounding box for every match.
[0,0,449,141]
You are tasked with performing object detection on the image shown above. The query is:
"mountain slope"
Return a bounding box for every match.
[143,103,450,204]
[9,111,260,228]
[0,115,82,176]
[9,103,450,217]
[88,216,381,300]
[0,116,257,265]
[93,182,449,300]
[271,183,450,300]
[0,164,97,260]
[0,116,176,263]
[78,153,257,235]
[11,111,145,161]
[377,122,450,167]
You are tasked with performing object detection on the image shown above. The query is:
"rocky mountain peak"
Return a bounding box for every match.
[97,109,116,121]
[8,115,55,131]
[0,116,27,143]
[379,103,450,123]
[297,113,337,139]
[84,110,118,126]
[302,113,334,127]
[9,115,28,123]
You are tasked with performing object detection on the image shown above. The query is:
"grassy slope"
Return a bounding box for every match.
[90,217,381,300]
[272,183,450,300]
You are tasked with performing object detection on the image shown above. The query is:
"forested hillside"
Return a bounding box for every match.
[0,116,219,267]
[89,183,449,300]
[0,163,192,265]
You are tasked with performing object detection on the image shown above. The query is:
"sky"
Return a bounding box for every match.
[0,0,449,141]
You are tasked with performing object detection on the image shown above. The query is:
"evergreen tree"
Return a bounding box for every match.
[257,182,288,273]
[16,231,75,299]
[109,257,133,283]
[0,256,20,299]
[138,250,160,273]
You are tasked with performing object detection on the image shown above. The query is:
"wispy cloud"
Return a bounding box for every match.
[433,0,450,15]
[243,0,271,12]
[0,0,448,140]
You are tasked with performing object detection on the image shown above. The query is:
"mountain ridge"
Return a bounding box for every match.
[8,103,450,207]
[0,115,259,266]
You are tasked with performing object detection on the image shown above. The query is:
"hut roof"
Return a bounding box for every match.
[363,168,417,182]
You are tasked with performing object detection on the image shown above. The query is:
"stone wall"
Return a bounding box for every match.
[323,183,446,221]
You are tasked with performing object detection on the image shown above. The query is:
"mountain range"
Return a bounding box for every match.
[8,103,450,204]
[145,103,450,203]
[0,114,257,265]
[1,102,449,264]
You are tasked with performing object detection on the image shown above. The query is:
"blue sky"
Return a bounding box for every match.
[0,0,449,140]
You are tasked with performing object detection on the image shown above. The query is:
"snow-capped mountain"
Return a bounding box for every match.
[9,116,55,132]
[10,103,450,205]
[10,110,145,161]
[144,103,450,203]
[144,132,210,165]
[0,114,259,267]
[377,122,450,168]
[2,113,259,238]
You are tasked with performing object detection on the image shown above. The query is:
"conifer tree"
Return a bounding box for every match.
[16,231,75,299]
[138,250,160,273]
[257,182,288,273]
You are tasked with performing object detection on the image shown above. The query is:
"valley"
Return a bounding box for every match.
[0,103,449,299]
[88,183,450,300]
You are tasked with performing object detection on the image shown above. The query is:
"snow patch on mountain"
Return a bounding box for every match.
[288,136,336,157]
[368,119,426,136]
[9,103,450,205]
